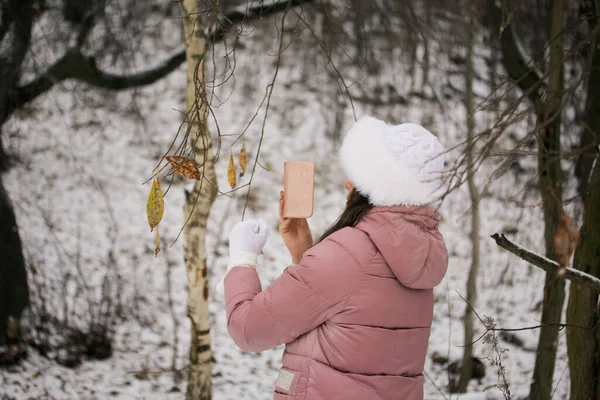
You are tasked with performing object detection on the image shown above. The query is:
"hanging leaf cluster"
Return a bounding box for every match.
[146,142,249,255]
[145,155,202,257]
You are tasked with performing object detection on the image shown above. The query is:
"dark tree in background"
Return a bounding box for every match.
[0,0,186,348]
[566,1,600,398]
[0,0,37,348]
[0,174,29,345]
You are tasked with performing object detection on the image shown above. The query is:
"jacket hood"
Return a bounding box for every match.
[356,206,448,289]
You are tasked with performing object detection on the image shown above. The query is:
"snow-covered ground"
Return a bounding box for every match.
[2,12,573,400]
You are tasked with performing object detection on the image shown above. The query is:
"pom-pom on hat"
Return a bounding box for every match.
[339,116,445,206]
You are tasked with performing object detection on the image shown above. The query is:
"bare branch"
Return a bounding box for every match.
[6,0,313,121]
[487,0,544,107]
[15,47,186,106]
[241,1,292,220]
[214,0,313,42]
[491,233,600,293]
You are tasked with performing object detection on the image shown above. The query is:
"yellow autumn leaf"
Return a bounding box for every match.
[238,142,247,177]
[166,155,201,180]
[228,152,237,189]
[146,179,164,232]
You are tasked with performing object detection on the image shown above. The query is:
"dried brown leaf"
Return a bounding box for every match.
[554,212,579,268]
[166,156,201,180]
[238,142,247,177]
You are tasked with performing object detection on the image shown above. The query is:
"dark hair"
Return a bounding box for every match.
[318,189,374,243]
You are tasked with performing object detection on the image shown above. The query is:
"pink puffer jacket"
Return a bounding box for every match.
[224,205,448,400]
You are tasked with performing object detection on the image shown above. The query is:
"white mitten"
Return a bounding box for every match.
[216,219,269,295]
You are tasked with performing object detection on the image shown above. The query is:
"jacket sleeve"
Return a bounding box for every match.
[224,235,361,353]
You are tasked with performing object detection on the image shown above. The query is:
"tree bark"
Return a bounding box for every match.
[181,1,217,399]
[567,150,600,400]
[352,0,366,65]
[0,174,29,341]
[529,2,567,399]
[0,0,35,126]
[486,1,544,107]
[458,1,480,392]
[0,0,34,343]
[566,1,600,397]
[574,0,600,199]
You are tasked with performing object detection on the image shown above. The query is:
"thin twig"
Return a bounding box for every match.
[456,290,592,348]
[241,4,291,219]
[423,370,449,400]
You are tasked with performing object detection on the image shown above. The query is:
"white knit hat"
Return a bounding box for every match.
[339,116,445,206]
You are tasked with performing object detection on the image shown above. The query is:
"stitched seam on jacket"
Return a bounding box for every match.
[303,358,312,400]
[329,228,377,274]
[303,235,367,317]
[268,255,347,341]
[328,228,381,315]
[257,287,300,345]
[328,237,363,269]
[309,320,321,361]
[337,243,378,314]
[275,266,339,339]
[308,359,381,392]
[407,238,433,286]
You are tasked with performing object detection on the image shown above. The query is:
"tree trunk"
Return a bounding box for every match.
[458,1,480,393]
[0,1,34,341]
[421,5,431,91]
[566,1,600,397]
[574,0,600,199]
[352,0,366,65]
[0,132,10,171]
[0,173,29,342]
[181,1,217,399]
[529,1,567,399]
[566,147,600,400]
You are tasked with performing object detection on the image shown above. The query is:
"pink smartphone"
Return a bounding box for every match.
[283,161,315,219]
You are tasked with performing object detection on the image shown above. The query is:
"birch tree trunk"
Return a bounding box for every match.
[458,2,480,392]
[181,1,217,398]
[529,1,567,399]
[566,1,600,397]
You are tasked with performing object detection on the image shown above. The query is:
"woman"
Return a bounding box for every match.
[218,116,448,399]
